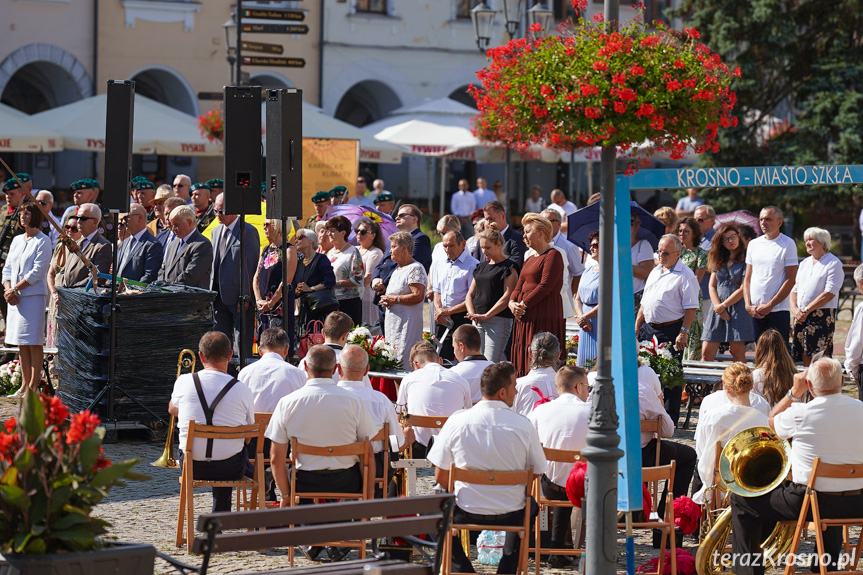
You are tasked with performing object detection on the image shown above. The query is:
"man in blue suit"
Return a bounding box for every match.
[210,192,260,358]
[371,203,431,333]
[480,200,525,268]
[117,204,163,284]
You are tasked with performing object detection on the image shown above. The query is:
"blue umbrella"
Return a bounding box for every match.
[566,201,666,252]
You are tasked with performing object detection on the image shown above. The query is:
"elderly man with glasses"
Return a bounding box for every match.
[54,203,112,292]
[117,203,164,284]
[635,233,700,426]
[172,174,192,203]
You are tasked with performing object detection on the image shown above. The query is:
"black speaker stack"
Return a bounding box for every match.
[103,80,134,213]
[265,88,303,220]
[223,86,263,216]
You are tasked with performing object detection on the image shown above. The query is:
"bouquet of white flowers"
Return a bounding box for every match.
[347,327,402,371]
[638,338,684,388]
[0,360,23,396]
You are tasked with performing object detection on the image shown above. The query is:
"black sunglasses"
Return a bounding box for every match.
[37,200,49,206]
[64,225,76,230]
[214,209,225,215]
[76,216,97,222]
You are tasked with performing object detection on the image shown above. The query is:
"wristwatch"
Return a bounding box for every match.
[787,389,804,403]
[680,327,690,334]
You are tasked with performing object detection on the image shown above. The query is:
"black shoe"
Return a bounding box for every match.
[299,546,324,561]
[326,546,352,562]
[548,555,576,568]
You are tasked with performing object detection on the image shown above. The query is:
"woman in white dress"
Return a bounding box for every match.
[4,202,52,397]
[380,232,427,368]
[355,218,385,326]
[693,362,768,505]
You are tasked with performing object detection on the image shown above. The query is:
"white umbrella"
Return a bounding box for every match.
[29,94,221,156]
[0,103,63,152]
[260,102,404,165]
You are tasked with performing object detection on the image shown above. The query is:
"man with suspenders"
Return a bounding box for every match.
[169,331,255,512]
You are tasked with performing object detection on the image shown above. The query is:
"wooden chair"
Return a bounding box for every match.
[640,416,663,504]
[175,420,265,550]
[782,457,863,575]
[531,447,585,575]
[618,462,677,575]
[403,413,448,458]
[287,436,374,566]
[442,465,534,575]
[371,422,391,499]
[247,412,273,507]
[397,414,449,497]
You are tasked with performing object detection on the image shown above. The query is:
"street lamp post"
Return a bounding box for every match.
[470,2,496,52]
[223,18,237,84]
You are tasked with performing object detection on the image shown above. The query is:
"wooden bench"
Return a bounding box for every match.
[159,494,455,575]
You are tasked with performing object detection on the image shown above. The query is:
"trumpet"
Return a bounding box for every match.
[152,349,197,468]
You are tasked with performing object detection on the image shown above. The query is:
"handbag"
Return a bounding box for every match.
[298,319,325,359]
[299,253,339,316]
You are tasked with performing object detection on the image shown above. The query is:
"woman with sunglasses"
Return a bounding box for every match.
[253,219,298,355]
[355,218,385,326]
[4,202,52,397]
[325,216,364,326]
[46,217,81,348]
[574,230,600,367]
[702,224,752,361]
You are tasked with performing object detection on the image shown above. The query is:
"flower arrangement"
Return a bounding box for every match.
[0,360,23,396]
[0,391,147,554]
[469,0,739,170]
[197,106,224,143]
[565,334,579,358]
[347,327,402,372]
[638,338,684,388]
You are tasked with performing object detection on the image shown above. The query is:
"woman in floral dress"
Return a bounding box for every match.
[677,216,708,361]
[253,218,297,354]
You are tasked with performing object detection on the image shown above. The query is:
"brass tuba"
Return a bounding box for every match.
[151,349,197,468]
[696,426,796,575]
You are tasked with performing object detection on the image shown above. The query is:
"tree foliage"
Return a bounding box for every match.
[670,0,863,217]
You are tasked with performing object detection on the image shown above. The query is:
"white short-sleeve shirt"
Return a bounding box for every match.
[450,358,494,403]
[640,259,700,324]
[514,367,558,416]
[699,388,771,420]
[171,370,255,461]
[845,302,863,380]
[265,378,379,470]
[528,394,590,486]
[792,252,843,309]
[427,400,547,515]
[396,363,473,446]
[632,239,655,293]
[638,380,675,447]
[338,380,405,453]
[237,352,306,413]
[745,233,798,311]
[773,393,863,491]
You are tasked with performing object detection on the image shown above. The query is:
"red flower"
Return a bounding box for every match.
[4,418,15,433]
[43,394,69,428]
[614,101,628,114]
[0,432,20,463]
[666,80,682,91]
[592,60,608,71]
[635,103,655,117]
[640,35,660,48]
[684,27,701,39]
[630,64,646,76]
[673,59,685,69]
[584,107,602,119]
[580,84,600,97]
[67,410,101,444]
[528,23,543,32]
[592,13,604,22]
[612,72,627,85]
[618,88,637,101]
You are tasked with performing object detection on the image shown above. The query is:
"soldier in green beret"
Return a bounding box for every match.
[373,191,396,216]
[329,185,347,206]
[61,179,100,226]
[306,191,330,230]
[131,177,157,222]
[191,182,215,232]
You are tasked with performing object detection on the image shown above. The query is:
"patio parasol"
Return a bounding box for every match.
[566,201,667,252]
[714,210,762,236]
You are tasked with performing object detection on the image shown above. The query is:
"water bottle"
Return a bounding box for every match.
[476,530,505,566]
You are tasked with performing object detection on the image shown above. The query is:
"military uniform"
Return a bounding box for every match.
[191,182,215,233]
[306,190,330,230]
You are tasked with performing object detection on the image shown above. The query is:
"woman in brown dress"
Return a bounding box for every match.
[508,213,565,376]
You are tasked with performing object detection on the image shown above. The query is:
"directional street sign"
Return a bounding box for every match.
[242,56,306,68]
[242,8,304,21]
[242,40,284,55]
[242,23,309,34]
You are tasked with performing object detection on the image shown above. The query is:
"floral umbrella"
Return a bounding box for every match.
[715,210,762,236]
[324,204,398,244]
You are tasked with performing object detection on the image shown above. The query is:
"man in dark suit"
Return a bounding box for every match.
[55,203,112,291]
[117,204,164,284]
[157,205,213,289]
[371,203,431,333]
[210,193,260,358]
[481,200,525,268]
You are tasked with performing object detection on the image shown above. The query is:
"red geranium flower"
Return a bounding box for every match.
[67,410,101,444]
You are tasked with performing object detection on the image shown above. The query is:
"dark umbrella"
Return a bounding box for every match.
[566,201,667,252]
[714,210,762,236]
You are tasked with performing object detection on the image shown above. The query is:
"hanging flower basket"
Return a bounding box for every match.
[197,106,224,143]
[469,0,740,169]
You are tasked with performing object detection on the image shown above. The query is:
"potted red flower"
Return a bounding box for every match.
[0,391,152,574]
